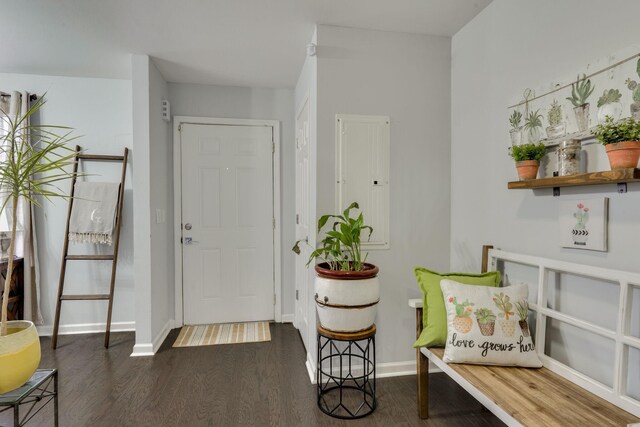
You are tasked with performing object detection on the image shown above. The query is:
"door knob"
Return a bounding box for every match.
[185,223,192,230]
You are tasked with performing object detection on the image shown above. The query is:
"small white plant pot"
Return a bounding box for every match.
[573,104,590,132]
[546,122,566,139]
[509,128,522,146]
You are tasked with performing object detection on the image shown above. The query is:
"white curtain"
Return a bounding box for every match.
[1,91,43,324]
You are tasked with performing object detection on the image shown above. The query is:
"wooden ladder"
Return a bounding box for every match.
[52,145,129,349]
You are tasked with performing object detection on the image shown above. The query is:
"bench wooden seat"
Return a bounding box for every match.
[422,346,640,427]
[411,246,640,427]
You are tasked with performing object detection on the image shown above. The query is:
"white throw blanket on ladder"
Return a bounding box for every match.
[68,182,120,245]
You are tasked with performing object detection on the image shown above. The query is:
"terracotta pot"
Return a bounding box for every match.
[314,263,379,332]
[604,141,640,169]
[515,160,539,180]
[0,320,41,394]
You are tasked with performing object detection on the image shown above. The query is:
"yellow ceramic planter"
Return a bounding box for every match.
[0,320,41,394]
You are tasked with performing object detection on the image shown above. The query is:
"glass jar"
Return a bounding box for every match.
[557,139,581,176]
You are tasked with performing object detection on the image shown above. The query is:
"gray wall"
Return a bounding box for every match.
[451,0,640,272]
[451,0,640,398]
[168,83,296,318]
[0,72,134,334]
[316,25,452,365]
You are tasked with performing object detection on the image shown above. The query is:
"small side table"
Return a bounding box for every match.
[0,369,58,427]
[316,324,376,419]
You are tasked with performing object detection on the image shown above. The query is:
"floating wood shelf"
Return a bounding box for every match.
[508,168,640,195]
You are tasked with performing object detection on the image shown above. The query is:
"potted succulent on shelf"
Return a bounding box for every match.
[592,116,640,169]
[566,74,595,132]
[509,110,523,146]
[292,202,379,333]
[0,96,77,394]
[625,58,640,120]
[510,142,546,180]
[546,100,566,139]
[524,109,543,143]
[597,89,623,124]
[474,307,496,337]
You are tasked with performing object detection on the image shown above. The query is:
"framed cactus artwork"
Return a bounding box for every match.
[559,197,609,252]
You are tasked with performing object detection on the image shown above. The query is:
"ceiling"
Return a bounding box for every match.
[0,0,491,88]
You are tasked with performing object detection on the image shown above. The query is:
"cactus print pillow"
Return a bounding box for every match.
[440,280,542,368]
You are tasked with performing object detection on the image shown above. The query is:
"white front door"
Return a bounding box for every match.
[181,123,274,325]
[295,98,310,349]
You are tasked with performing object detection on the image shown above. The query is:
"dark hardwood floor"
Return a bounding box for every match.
[2,324,503,426]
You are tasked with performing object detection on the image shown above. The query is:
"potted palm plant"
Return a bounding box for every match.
[510,142,546,180]
[292,202,379,332]
[0,96,77,393]
[592,116,640,169]
[566,74,595,132]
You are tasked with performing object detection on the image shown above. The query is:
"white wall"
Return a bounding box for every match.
[451,0,640,395]
[131,55,175,355]
[0,73,134,334]
[294,26,318,377]
[148,59,174,343]
[131,55,153,351]
[315,25,452,366]
[167,82,296,319]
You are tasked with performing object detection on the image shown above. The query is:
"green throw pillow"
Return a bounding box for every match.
[413,267,500,348]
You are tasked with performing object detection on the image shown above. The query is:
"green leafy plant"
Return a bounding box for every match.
[625,59,640,104]
[474,308,496,324]
[510,142,546,162]
[592,116,640,145]
[292,202,373,271]
[524,109,543,131]
[547,100,563,126]
[448,296,474,318]
[0,96,78,336]
[597,89,622,108]
[493,292,514,320]
[514,300,529,321]
[509,110,522,130]
[566,74,595,107]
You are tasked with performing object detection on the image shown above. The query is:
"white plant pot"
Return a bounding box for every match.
[314,263,380,333]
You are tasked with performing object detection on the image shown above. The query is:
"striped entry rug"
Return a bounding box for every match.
[173,321,271,348]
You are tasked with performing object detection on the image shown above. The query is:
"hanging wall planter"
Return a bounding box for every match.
[546,100,566,139]
[626,59,640,120]
[596,89,623,124]
[567,74,595,132]
[509,110,523,146]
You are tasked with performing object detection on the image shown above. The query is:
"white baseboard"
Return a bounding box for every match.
[280,313,294,323]
[305,352,316,383]
[130,319,174,357]
[37,321,135,337]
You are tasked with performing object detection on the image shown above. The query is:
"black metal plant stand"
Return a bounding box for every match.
[316,324,376,419]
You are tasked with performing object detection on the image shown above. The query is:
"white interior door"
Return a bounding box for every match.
[295,99,310,349]
[181,123,274,325]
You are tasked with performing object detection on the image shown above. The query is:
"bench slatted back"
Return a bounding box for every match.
[487,248,640,418]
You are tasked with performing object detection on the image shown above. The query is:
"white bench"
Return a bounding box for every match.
[411,245,640,427]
